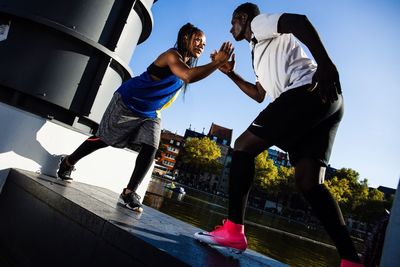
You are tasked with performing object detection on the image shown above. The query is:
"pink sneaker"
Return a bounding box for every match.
[340,259,364,267]
[194,219,248,253]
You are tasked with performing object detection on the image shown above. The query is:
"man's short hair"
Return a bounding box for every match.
[233,2,260,21]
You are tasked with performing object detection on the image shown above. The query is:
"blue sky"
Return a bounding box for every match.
[129,0,400,189]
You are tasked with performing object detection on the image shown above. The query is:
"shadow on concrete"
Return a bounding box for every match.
[0,104,63,177]
[0,169,288,267]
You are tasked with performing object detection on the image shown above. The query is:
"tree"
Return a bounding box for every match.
[354,187,388,223]
[368,188,384,201]
[254,150,278,189]
[178,137,222,175]
[253,151,302,210]
[324,177,351,203]
[324,167,389,223]
[341,170,369,214]
[277,165,298,207]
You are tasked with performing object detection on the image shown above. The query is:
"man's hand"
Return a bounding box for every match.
[219,53,236,74]
[311,61,342,103]
[211,42,234,66]
[211,52,235,74]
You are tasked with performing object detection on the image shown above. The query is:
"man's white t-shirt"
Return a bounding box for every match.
[250,13,317,101]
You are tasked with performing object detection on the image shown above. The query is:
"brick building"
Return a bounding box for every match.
[156,130,184,171]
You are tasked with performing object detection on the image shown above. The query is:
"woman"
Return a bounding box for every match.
[57,23,233,212]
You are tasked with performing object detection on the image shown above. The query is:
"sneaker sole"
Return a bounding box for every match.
[57,155,74,182]
[126,205,143,213]
[194,233,246,253]
[117,197,143,213]
[196,238,245,254]
[56,177,73,183]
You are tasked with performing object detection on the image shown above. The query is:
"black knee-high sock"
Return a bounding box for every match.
[303,184,360,262]
[228,151,255,225]
[67,136,108,165]
[126,143,157,192]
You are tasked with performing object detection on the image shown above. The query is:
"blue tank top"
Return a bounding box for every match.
[116,69,183,119]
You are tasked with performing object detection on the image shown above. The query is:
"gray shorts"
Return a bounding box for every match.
[97,93,161,149]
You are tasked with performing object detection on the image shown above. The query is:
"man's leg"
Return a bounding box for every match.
[295,158,361,263]
[227,150,255,224]
[194,130,266,252]
[228,130,266,224]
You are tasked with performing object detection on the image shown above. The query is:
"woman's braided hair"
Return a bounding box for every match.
[174,22,202,68]
[174,23,203,93]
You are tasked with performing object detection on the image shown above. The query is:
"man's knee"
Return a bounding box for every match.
[233,135,246,150]
[233,130,266,155]
[295,159,326,192]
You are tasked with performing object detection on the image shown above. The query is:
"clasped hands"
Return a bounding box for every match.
[211,42,235,73]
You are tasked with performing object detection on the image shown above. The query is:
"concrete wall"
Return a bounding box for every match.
[0,102,152,199]
[381,179,400,266]
[0,0,156,128]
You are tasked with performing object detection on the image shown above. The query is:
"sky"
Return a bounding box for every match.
[129,0,400,189]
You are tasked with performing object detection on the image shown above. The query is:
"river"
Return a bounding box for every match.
[143,177,343,266]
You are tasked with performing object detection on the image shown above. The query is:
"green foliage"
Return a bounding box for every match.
[278,165,295,190]
[180,137,222,174]
[335,168,360,184]
[368,188,384,201]
[324,167,387,221]
[254,150,278,189]
[324,177,351,203]
[253,150,299,205]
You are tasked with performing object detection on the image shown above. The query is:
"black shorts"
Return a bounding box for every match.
[248,84,344,167]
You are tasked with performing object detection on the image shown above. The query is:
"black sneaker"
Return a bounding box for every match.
[118,189,143,212]
[57,156,75,181]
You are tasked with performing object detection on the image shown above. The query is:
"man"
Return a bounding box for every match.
[194,3,363,267]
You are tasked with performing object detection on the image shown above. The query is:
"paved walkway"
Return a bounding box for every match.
[0,168,288,267]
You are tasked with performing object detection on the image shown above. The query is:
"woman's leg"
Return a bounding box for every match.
[119,143,157,212]
[57,136,108,180]
[126,143,157,192]
[67,136,108,165]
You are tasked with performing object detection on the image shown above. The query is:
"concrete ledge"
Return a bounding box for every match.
[0,102,152,199]
[0,169,287,267]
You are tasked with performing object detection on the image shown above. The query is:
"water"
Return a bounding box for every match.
[143,177,341,266]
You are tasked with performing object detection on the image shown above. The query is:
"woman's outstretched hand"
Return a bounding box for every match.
[211,42,234,66]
